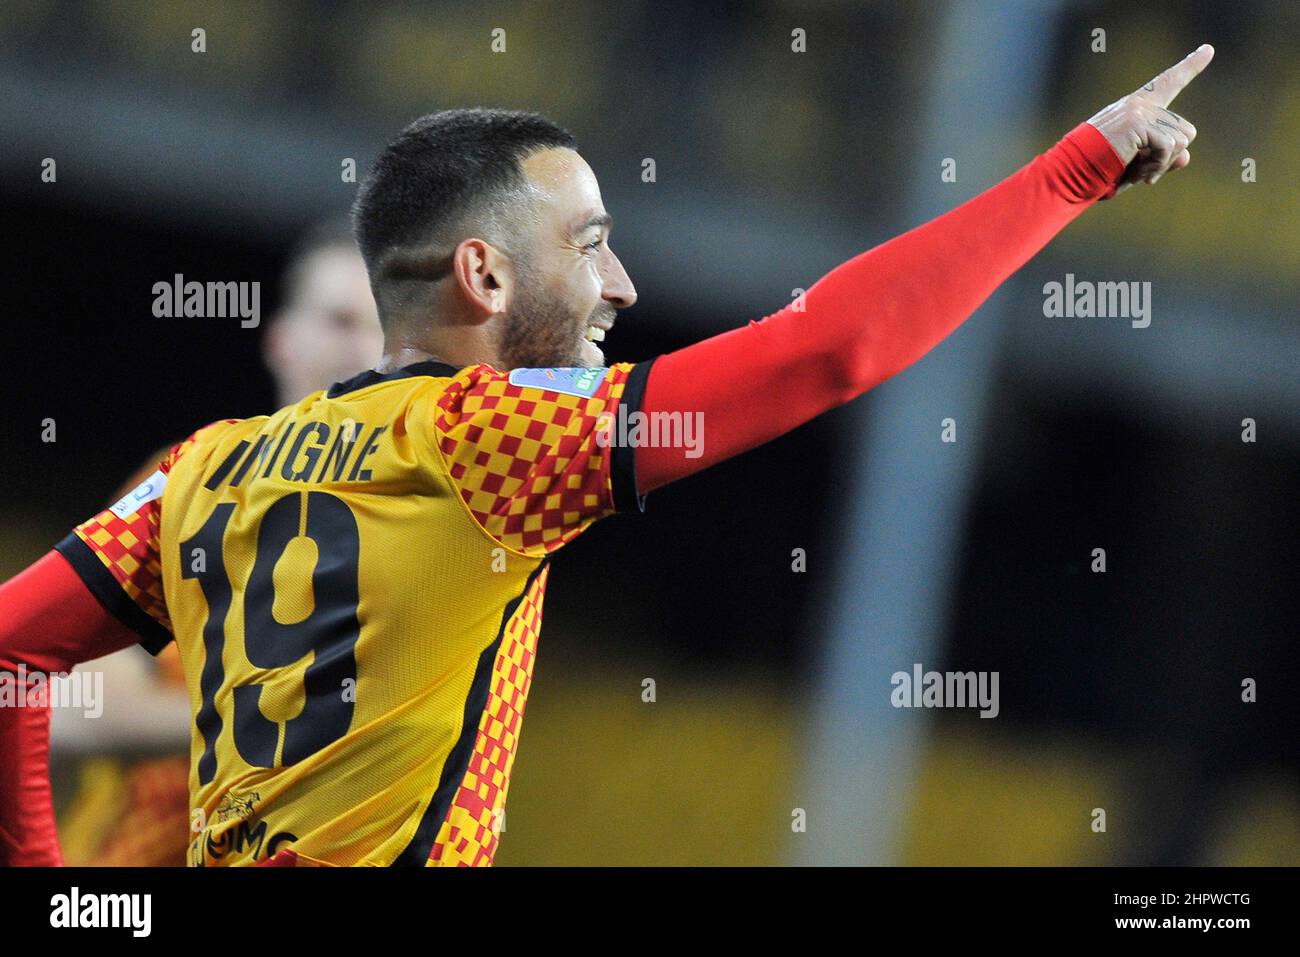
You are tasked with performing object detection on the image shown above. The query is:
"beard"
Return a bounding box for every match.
[498,261,615,370]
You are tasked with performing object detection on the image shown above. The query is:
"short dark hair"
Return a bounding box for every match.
[351,108,576,319]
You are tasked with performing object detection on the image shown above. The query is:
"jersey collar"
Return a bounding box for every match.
[325,359,465,398]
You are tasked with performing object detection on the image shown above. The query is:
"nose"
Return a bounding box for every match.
[600,247,637,310]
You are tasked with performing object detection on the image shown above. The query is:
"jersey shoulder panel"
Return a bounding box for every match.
[431,362,645,557]
[55,418,243,653]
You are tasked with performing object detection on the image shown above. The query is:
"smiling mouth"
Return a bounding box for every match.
[583,322,611,342]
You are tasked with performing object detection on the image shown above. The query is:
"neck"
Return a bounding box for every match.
[375,346,448,373]
[376,324,502,374]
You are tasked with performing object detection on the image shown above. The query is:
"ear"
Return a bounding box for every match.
[451,238,511,321]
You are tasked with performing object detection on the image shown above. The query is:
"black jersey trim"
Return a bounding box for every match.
[611,358,656,514]
[54,532,175,656]
[325,360,464,398]
[390,557,551,866]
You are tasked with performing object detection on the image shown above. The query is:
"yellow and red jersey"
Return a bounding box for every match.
[55,359,651,866]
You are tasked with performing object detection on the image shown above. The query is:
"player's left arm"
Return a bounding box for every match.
[0,551,144,865]
[0,428,208,865]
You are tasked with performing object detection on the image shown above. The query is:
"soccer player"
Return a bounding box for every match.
[0,46,1212,867]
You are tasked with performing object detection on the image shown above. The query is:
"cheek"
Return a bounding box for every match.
[304,327,349,367]
[282,323,318,360]
[540,266,596,330]
[566,255,602,297]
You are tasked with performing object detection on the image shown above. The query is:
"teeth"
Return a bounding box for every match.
[585,326,606,342]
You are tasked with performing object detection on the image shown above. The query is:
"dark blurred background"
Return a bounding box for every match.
[2,0,1296,865]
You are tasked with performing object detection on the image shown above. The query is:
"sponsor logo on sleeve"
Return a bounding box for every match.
[109,470,168,519]
[507,366,606,398]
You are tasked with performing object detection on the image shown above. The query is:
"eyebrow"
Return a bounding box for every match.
[572,211,613,235]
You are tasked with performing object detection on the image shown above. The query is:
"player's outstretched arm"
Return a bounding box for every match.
[0,551,141,866]
[633,47,1212,493]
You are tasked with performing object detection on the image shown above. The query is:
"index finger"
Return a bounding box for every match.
[1139,44,1215,108]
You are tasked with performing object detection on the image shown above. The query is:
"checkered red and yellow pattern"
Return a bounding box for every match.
[71,509,171,630]
[429,564,548,866]
[435,364,632,555]
[67,428,215,635]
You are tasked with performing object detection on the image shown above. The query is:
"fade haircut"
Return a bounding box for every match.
[351,108,577,327]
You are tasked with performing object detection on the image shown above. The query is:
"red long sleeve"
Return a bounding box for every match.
[0,550,140,866]
[634,121,1126,492]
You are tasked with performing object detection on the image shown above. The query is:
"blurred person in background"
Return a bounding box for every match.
[261,218,387,410]
[50,219,381,866]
